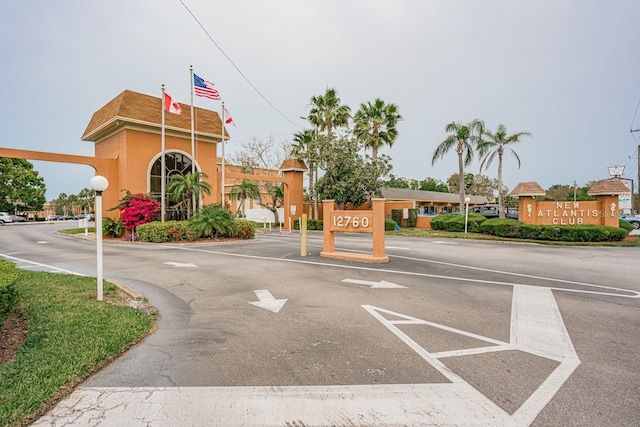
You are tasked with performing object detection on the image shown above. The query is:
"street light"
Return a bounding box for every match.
[608,165,634,215]
[464,197,471,233]
[90,175,109,301]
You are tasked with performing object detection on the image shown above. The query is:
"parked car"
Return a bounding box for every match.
[58,215,75,221]
[469,204,519,220]
[620,214,640,229]
[506,208,519,220]
[10,215,26,222]
[45,215,60,221]
[0,212,13,224]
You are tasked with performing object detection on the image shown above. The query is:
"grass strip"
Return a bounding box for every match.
[0,271,155,427]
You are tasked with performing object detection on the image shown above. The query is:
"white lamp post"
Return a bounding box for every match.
[90,175,109,301]
[464,197,471,233]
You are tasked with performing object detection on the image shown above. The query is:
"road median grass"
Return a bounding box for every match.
[0,270,156,427]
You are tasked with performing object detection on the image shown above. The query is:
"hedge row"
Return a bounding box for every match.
[430,213,488,232]
[135,219,256,243]
[293,219,325,230]
[431,215,628,242]
[0,259,19,327]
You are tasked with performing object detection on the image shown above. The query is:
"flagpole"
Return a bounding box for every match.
[190,65,197,216]
[190,65,195,175]
[221,101,226,207]
[161,84,166,222]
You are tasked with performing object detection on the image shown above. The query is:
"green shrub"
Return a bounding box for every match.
[233,219,256,239]
[293,218,323,230]
[0,259,19,326]
[190,204,236,238]
[619,219,634,231]
[102,217,125,238]
[406,209,418,228]
[430,213,486,232]
[480,218,524,237]
[136,221,195,242]
[391,209,403,226]
[385,218,398,231]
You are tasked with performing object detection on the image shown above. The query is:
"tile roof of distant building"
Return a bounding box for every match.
[510,181,546,197]
[82,90,227,143]
[587,179,631,196]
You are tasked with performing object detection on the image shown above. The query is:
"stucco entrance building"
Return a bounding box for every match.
[0,90,306,224]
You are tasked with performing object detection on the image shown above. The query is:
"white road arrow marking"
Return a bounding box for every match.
[342,278,407,289]
[249,290,288,313]
[163,262,197,268]
[37,241,49,244]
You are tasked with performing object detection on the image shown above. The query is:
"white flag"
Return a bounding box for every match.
[224,106,235,127]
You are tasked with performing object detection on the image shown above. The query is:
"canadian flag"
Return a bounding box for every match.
[164,92,183,115]
[224,106,235,127]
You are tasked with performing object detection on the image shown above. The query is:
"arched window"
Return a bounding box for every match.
[150,152,195,220]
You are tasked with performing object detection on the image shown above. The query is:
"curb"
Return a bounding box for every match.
[107,278,144,300]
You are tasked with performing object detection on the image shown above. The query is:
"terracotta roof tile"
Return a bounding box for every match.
[587,179,630,195]
[82,90,227,142]
[510,181,546,197]
[279,158,308,172]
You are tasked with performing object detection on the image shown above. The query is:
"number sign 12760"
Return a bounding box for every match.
[331,213,371,231]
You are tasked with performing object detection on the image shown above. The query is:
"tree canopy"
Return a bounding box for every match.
[353,98,402,160]
[167,171,212,220]
[316,138,391,209]
[0,158,46,211]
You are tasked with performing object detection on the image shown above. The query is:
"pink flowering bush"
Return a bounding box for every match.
[115,192,161,233]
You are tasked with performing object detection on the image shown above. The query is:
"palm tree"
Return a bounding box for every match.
[307,88,351,140]
[478,124,531,218]
[77,188,94,216]
[353,98,402,160]
[229,179,261,218]
[432,119,485,213]
[190,204,235,239]
[167,171,212,220]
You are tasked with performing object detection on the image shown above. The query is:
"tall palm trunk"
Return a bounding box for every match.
[497,147,504,218]
[457,140,465,213]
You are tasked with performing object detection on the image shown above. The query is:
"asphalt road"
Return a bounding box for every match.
[1,222,639,426]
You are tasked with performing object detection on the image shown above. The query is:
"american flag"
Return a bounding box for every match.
[193,73,222,100]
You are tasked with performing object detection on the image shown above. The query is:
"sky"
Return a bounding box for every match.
[1,0,640,201]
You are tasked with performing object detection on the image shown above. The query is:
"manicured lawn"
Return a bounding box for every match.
[0,271,156,427]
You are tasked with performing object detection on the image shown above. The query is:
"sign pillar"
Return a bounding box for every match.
[321,198,389,263]
[372,198,386,258]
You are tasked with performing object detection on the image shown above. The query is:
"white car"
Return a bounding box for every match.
[0,212,13,224]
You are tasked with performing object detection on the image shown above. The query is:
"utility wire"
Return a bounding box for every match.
[631,97,640,132]
[178,0,303,130]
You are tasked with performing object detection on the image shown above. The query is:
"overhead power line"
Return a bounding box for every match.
[631,97,640,133]
[178,0,303,130]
